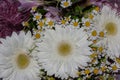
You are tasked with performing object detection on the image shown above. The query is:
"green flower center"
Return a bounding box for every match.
[105,22,117,36]
[16,54,30,69]
[58,42,72,56]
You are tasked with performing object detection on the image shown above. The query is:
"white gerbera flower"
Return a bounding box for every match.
[36,25,91,79]
[93,5,120,57]
[0,31,40,80]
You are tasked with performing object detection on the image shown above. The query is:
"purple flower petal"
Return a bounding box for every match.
[0,0,30,38]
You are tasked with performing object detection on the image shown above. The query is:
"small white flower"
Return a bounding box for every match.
[33,13,42,21]
[45,18,55,27]
[0,31,40,80]
[71,19,80,28]
[82,17,93,31]
[37,20,45,29]
[61,0,72,8]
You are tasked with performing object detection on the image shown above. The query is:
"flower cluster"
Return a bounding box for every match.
[1,0,120,80]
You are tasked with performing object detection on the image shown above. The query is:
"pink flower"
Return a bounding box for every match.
[90,0,108,8]
[0,0,30,38]
[107,0,120,13]
[18,0,44,10]
[44,6,61,21]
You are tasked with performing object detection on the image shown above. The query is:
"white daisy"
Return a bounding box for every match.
[93,5,120,57]
[61,0,72,8]
[0,31,40,80]
[71,19,80,28]
[33,13,42,21]
[82,17,93,31]
[36,24,91,79]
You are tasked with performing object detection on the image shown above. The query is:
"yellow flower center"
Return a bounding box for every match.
[91,59,97,64]
[48,21,54,26]
[105,22,117,36]
[91,30,97,36]
[58,42,72,56]
[16,53,30,69]
[92,40,97,44]
[38,21,44,27]
[112,65,118,71]
[101,66,106,71]
[99,31,104,37]
[93,68,99,74]
[63,2,69,7]
[85,21,90,27]
[84,69,90,75]
[35,33,41,39]
[89,14,94,19]
[35,15,40,20]
[95,7,100,12]
[73,22,79,27]
[98,46,103,52]
[61,20,66,24]
[90,53,97,58]
[116,58,120,64]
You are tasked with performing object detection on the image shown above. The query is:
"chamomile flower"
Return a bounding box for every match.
[35,24,92,79]
[82,18,93,30]
[60,18,68,26]
[37,20,45,29]
[71,19,80,28]
[88,13,95,20]
[33,13,42,21]
[93,5,120,58]
[0,31,40,80]
[65,16,71,22]
[45,18,55,27]
[61,0,72,8]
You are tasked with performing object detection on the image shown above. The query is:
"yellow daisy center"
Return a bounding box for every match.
[95,7,100,12]
[91,30,97,36]
[89,14,94,19]
[73,22,79,27]
[105,22,117,36]
[85,21,90,27]
[84,69,90,75]
[90,53,97,58]
[16,53,30,69]
[63,1,69,7]
[112,65,118,71]
[38,21,44,27]
[101,66,106,71]
[93,68,99,74]
[61,20,66,24]
[58,42,72,56]
[98,46,103,52]
[35,15,40,20]
[35,33,41,39]
[48,21,54,26]
[116,58,120,64]
[99,31,104,37]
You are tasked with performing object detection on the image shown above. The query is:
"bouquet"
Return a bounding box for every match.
[0,0,120,80]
